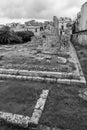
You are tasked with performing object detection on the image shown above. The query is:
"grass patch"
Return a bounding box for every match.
[40,84,87,130]
[74,44,87,81]
[40,43,87,130]
[0,41,76,73]
[0,80,51,117]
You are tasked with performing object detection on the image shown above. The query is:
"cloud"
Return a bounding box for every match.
[0,0,87,20]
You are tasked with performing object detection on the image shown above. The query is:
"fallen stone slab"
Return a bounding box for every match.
[44,78,57,83]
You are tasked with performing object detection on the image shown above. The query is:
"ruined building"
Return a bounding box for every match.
[72,2,87,45]
[75,2,87,32]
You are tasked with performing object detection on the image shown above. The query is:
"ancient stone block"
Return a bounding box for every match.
[0,111,30,128]
[35,98,46,110]
[40,90,49,99]
[45,78,56,83]
[30,109,42,124]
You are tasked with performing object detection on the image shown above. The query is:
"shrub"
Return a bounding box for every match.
[10,32,23,44]
[16,31,34,42]
[0,26,23,44]
[0,26,34,45]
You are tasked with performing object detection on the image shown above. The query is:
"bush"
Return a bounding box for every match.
[16,31,34,42]
[0,26,34,45]
[0,26,23,44]
[10,31,23,44]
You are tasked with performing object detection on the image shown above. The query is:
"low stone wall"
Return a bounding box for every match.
[72,31,87,45]
[0,90,49,128]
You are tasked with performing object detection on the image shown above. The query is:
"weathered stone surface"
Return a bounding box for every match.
[25,76,32,81]
[15,75,23,80]
[32,76,44,82]
[57,57,67,64]
[31,90,49,125]
[45,78,57,83]
[35,98,46,110]
[0,111,30,128]
[30,109,42,124]
[40,90,49,99]
[57,79,71,84]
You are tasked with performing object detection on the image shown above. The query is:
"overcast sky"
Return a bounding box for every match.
[0,0,87,24]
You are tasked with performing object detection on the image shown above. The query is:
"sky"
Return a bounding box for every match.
[0,0,87,24]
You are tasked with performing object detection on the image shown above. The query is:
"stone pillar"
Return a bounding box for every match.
[53,16,59,35]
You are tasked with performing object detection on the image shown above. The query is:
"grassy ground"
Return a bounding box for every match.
[0,80,51,117]
[40,43,87,130]
[0,42,86,130]
[0,80,53,130]
[0,37,76,73]
[74,44,87,81]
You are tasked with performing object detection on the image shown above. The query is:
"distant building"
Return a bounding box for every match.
[58,17,72,35]
[59,17,72,30]
[6,23,20,28]
[43,21,54,32]
[25,20,44,35]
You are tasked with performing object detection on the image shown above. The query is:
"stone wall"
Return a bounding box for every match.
[72,32,87,45]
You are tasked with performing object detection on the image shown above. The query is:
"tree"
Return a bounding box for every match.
[0,26,23,44]
[16,31,34,42]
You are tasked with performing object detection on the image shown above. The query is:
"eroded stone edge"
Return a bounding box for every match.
[30,90,49,125]
[0,111,30,128]
[0,74,86,85]
[0,90,49,128]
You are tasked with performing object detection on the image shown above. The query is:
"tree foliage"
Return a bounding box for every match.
[0,26,34,45]
[16,31,34,42]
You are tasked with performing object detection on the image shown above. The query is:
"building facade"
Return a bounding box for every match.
[58,17,72,35]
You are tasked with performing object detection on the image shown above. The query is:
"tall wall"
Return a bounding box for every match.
[72,2,87,45]
[80,2,87,31]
